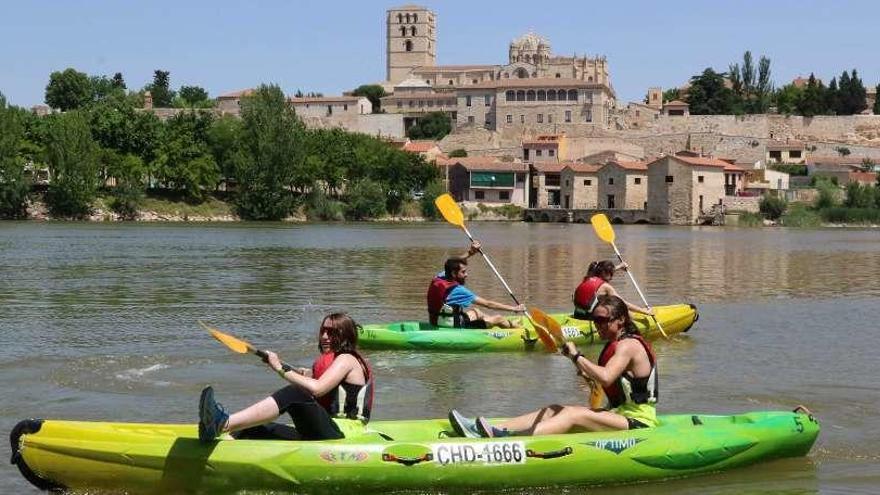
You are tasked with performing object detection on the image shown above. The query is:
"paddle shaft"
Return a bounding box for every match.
[253,349,295,373]
[609,242,668,338]
[460,226,521,306]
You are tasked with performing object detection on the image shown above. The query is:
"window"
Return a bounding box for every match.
[499,191,510,201]
[548,90,556,101]
[343,104,348,111]
[484,95,491,106]
[516,90,525,101]
[471,172,515,187]
[607,194,615,209]
[545,174,561,186]
[418,100,424,107]
[411,26,416,36]
[548,114,553,123]
[467,116,475,124]
[790,150,802,158]
[520,114,525,123]
[449,79,454,85]
[634,177,642,184]
[565,110,572,122]
[537,114,543,123]
[474,190,485,200]
[557,90,567,101]
[408,100,414,108]
[326,105,333,116]
[608,178,614,185]
[397,101,402,108]
[405,40,413,51]
[506,114,512,123]
[568,89,578,101]
[698,175,705,183]
[584,179,592,186]
[585,110,592,122]
[505,90,515,101]
[536,150,543,157]
[427,100,433,107]
[526,90,536,101]
[397,13,403,23]
[546,149,554,157]
[555,73,561,78]
[466,95,472,107]
[565,180,570,187]
[537,90,546,101]
[472,79,478,84]
[484,113,490,125]
[665,176,674,183]
[400,26,406,36]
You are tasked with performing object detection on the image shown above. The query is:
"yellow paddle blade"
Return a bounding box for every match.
[531,307,565,345]
[528,308,558,352]
[590,213,615,244]
[198,321,253,354]
[435,193,465,228]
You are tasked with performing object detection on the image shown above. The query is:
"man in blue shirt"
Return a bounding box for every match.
[426,241,525,329]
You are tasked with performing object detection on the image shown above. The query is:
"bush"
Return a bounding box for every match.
[420,180,446,219]
[759,194,787,220]
[304,189,344,221]
[769,163,807,176]
[814,179,839,209]
[781,204,822,228]
[736,212,764,227]
[495,204,524,220]
[843,182,876,208]
[345,179,386,220]
[448,148,468,158]
[820,207,880,224]
[407,112,451,140]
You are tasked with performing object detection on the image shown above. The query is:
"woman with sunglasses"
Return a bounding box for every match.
[198,312,374,442]
[572,260,653,320]
[449,295,658,438]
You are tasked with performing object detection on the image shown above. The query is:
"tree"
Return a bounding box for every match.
[88,97,161,162]
[835,146,851,157]
[45,68,93,111]
[44,111,101,218]
[151,112,218,201]
[207,116,247,185]
[796,73,826,117]
[843,182,875,208]
[420,179,446,219]
[839,69,867,115]
[0,94,30,218]
[234,84,305,220]
[103,149,146,219]
[90,75,127,103]
[345,179,386,219]
[407,111,452,139]
[773,84,803,115]
[686,68,735,115]
[177,86,211,108]
[753,55,773,113]
[759,194,787,220]
[146,70,174,107]
[351,84,387,112]
[111,72,126,89]
[662,88,681,104]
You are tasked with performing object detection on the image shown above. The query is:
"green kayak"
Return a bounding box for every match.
[358,303,698,351]
[12,408,817,492]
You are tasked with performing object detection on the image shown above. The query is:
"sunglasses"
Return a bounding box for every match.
[592,315,618,325]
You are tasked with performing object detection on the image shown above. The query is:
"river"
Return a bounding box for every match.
[1,221,878,494]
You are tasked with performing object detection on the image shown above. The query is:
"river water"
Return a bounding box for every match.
[1,222,879,494]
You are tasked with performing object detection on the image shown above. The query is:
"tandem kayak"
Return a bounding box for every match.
[358,303,698,351]
[11,409,818,493]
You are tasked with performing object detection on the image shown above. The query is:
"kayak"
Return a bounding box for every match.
[358,303,698,351]
[11,408,818,492]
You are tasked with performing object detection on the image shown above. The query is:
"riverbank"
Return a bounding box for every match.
[733,205,880,228]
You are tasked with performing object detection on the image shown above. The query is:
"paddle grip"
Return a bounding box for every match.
[254,349,294,373]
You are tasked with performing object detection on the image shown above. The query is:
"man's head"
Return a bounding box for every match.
[444,257,468,284]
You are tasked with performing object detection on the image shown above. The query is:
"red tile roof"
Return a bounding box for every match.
[531,163,567,173]
[807,156,866,166]
[218,89,255,98]
[289,96,363,104]
[663,100,689,107]
[561,163,601,173]
[669,155,730,168]
[450,157,528,172]
[403,140,439,153]
[463,78,602,90]
[849,171,877,183]
[723,163,747,172]
[613,160,649,171]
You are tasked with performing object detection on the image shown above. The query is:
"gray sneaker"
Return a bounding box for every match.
[448,409,481,438]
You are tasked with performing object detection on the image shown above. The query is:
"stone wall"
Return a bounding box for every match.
[723,196,760,213]
[560,170,598,209]
[597,164,647,209]
[300,114,405,138]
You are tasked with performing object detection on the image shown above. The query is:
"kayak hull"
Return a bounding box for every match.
[11,409,818,493]
[358,303,698,351]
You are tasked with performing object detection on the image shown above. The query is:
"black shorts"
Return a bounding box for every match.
[626,417,648,430]
[234,385,343,441]
[462,312,488,329]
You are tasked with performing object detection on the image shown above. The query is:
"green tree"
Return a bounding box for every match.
[662,88,681,104]
[844,182,875,208]
[176,86,212,108]
[103,149,146,219]
[837,69,867,115]
[44,111,101,218]
[345,179,386,219]
[796,73,826,117]
[814,178,839,209]
[45,68,93,111]
[686,68,735,115]
[88,97,161,161]
[774,84,803,115]
[759,194,787,220]
[111,72,126,89]
[0,94,30,218]
[407,111,452,139]
[207,115,247,186]
[351,84,387,112]
[90,75,126,103]
[146,70,174,107]
[151,112,218,201]
[234,84,305,220]
[420,179,446,219]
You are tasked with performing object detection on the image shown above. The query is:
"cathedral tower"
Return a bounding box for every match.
[386,5,436,85]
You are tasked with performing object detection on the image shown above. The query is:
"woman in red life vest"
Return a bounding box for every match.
[198,313,374,442]
[572,260,653,319]
[449,295,658,438]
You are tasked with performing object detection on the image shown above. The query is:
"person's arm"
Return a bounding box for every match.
[602,284,653,316]
[473,296,525,313]
[266,351,354,397]
[458,240,481,259]
[564,341,635,389]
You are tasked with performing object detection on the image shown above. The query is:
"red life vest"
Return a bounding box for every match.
[597,334,658,408]
[573,276,606,318]
[426,276,459,325]
[312,351,375,421]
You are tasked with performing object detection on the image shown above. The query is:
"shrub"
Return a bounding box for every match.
[769,163,807,176]
[736,212,763,227]
[814,179,839,209]
[304,189,344,221]
[420,180,446,219]
[820,207,880,224]
[843,182,876,208]
[344,179,386,220]
[759,194,787,220]
[781,204,822,228]
[448,148,468,158]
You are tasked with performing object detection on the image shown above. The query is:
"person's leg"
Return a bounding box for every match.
[482,405,630,436]
[272,386,344,440]
[223,396,281,433]
[493,404,565,433]
[467,308,513,329]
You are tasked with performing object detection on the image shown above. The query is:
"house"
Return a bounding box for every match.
[766,140,807,164]
[647,155,727,225]
[806,157,866,184]
[447,157,529,206]
[849,171,878,186]
[597,160,648,210]
[529,162,566,207]
[216,89,255,116]
[560,163,601,209]
[724,163,747,196]
[402,140,444,161]
[522,134,567,163]
[743,168,790,196]
[288,96,373,117]
[662,100,689,117]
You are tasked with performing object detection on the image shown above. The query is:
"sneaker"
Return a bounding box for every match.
[199,386,229,444]
[476,416,501,438]
[448,409,481,438]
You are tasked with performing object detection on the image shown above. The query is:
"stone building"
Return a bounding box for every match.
[529,163,566,208]
[766,139,806,164]
[386,6,437,85]
[447,157,529,206]
[647,155,728,225]
[289,96,372,118]
[522,134,568,162]
[597,160,648,210]
[662,100,689,117]
[560,163,601,209]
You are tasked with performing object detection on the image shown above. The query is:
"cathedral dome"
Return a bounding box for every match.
[510,31,550,51]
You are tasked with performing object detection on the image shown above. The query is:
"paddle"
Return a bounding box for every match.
[199,321,295,373]
[434,194,552,350]
[589,214,668,339]
[530,308,605,409]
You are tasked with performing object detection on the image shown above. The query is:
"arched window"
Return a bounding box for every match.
[516,55,522,62]
[450,79,455,85]
[557,89,567,101]
[506,90,515,101]
[405,13,411,22]
[400,26,406,36]
[503,72,510,78]
[588,76,593,82]
[514,68,529,79]
[568,89,578,101]
[537,90,546,101]
[411,26,416,36]
[413,13,418,22]
[405,40,413,52]
[516,90,525,101]
[548,90,556,101]
[526,90,536,101]
[397,13,403,23]
[555,73,561,78]
[525,54,531,63]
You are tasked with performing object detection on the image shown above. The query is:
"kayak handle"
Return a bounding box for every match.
[382,452,434,466]
[526,446,573,460]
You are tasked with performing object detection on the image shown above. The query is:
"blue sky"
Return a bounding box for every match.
[2,0,878,107]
